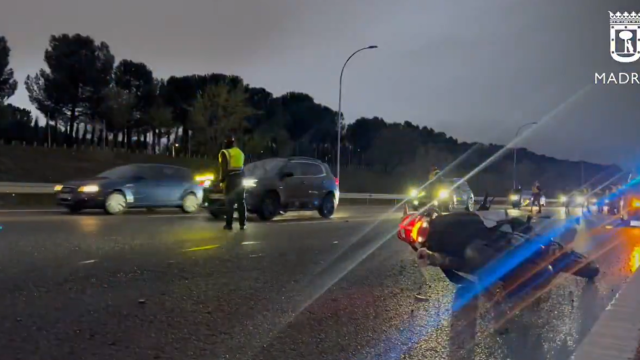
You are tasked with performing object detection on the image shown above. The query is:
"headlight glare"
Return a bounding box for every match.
[438,189,450,199]
[78,185,100,193]
[242,178,257,187]
[54,185,63,191]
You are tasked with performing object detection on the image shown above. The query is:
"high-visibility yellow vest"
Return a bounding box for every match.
[219,147,245,171]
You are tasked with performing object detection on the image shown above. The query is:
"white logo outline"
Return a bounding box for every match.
[609,11,640,63]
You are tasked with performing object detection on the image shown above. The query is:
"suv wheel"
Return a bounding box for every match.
[257,191,280,221]
[465,197,473,212]
[318,193,336,219]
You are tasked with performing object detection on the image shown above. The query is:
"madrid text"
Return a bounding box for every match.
[595,72,640,84]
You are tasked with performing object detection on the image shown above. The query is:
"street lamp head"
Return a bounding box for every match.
[367,45,378,49]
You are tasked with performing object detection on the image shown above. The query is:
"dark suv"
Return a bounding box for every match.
[205,157,340,221]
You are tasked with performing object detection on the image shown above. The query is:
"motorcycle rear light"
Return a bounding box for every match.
[398,214,429,245]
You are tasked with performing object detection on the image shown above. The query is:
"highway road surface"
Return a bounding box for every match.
[0,205,639,360]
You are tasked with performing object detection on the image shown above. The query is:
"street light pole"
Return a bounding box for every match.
[336,45,378,180]
[513,121,538,189]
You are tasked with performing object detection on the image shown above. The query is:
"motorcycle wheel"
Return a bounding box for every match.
[572,260,600,279]
[553,251,600,279]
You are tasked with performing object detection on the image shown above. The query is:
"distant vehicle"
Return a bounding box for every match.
[411,178,474,213]
[204,157,339,221]
[54,164,204,215]
[511,190,546,208]
[621,178,640,227]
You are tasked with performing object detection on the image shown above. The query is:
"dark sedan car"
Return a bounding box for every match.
[54,164,204,214]
[204,157,339,221]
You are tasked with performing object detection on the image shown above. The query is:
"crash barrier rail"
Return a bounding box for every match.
[0,182,561,203]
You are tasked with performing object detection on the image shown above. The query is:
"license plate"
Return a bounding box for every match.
[631,220,640,227]
[57,194,71,200]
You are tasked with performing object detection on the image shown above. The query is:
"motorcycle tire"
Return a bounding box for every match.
[552,251,600,279]
[572,261,600,280]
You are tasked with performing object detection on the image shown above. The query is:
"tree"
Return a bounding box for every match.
[190,81,256,157]
[25,34,115,145]
[145,98,174,153]
[101,86,135,148]
[114,59,156,148]
[366,127,420,173]
[0,36,18,102]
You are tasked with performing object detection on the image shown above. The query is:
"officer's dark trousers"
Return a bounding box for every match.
[224,172,247,227]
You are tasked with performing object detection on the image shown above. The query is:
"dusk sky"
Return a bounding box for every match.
[1,0,639,167]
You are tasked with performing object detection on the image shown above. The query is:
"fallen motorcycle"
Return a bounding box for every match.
[398,195,599,299]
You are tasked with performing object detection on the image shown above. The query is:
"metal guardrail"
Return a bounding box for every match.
[0,182,560,203]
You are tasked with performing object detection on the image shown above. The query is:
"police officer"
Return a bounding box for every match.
[428,166,441,181]
[531,181,542,214]
[219,135,246,230]
[581,187,591,214]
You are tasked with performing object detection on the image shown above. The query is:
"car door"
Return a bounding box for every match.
[122,165,157,206]
[279,161,305,206]
[296,161,327,208]
[458,181,473,207]
[154,165,192,205]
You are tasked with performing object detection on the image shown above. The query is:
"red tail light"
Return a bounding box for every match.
[397,214,430,246]
[335,178,339,186]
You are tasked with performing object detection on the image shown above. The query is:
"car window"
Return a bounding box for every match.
[296,162,325,177]
[97,165,138,178]
[245,158,287,178]
[282,162,303,177]
[153,166,192,180]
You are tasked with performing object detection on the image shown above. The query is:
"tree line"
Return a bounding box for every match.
[0,34,621,193]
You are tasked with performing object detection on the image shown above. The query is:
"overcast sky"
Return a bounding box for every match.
[1,0,639,167]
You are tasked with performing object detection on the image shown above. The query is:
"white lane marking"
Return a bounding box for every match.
[78,259,98,264]
[270,217,379,226]
[0,209,62,212]
[241,241,259,245]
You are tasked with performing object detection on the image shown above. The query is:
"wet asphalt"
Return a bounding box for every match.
[0,205,639,360]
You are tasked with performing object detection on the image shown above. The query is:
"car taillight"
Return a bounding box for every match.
[397,214,429,245]
[199,180,212,187]
[335,178,339,186]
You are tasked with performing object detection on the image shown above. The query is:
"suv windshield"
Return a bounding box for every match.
[245,158,287,178]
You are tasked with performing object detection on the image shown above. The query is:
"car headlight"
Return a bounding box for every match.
[510,194,519,200]
[78,185,100,193]
[242,178,257,187]
[195,173,215,182]
[438,189,450,199]
[413,200,418,205]
[410,189,418,197]
[559,196,567,202]
[54,185,63,191]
